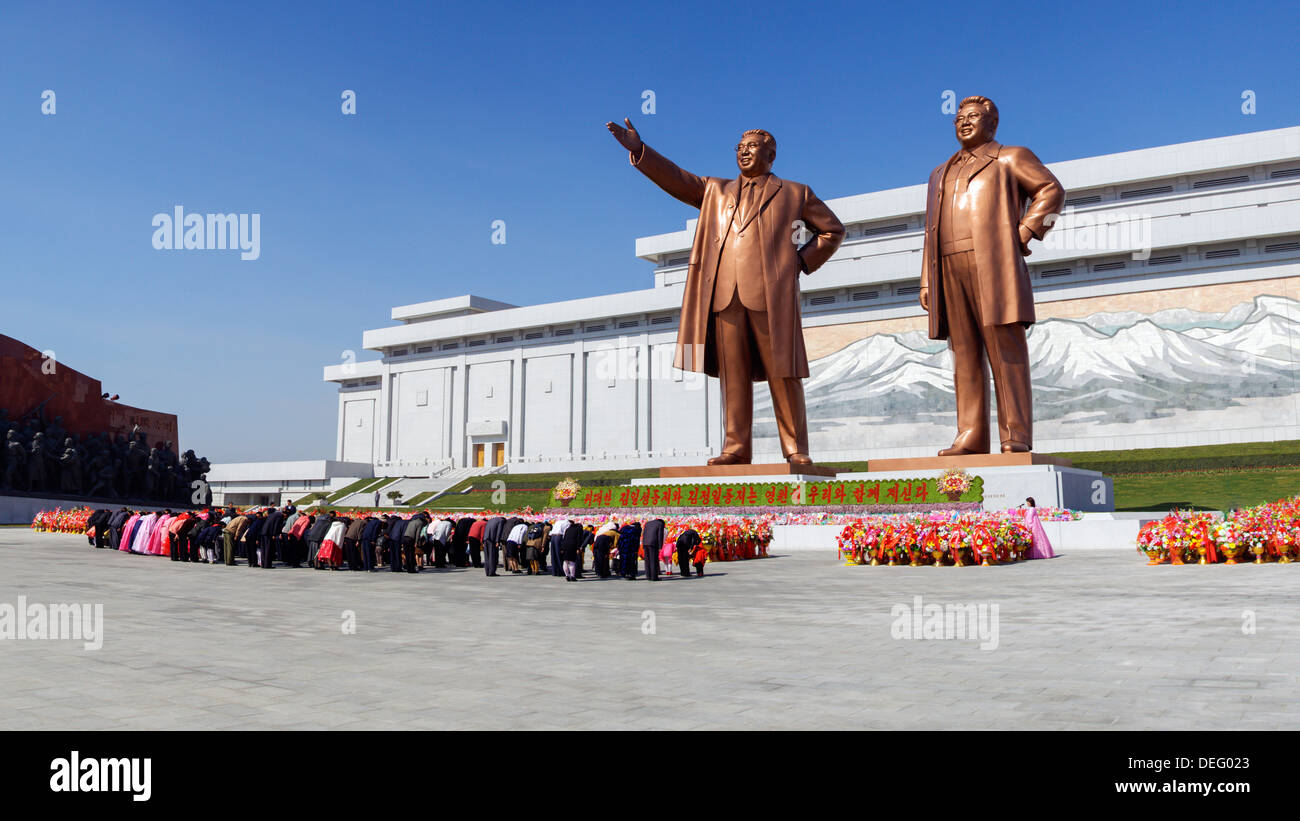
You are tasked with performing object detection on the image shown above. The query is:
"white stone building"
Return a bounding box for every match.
[321,124,1300,475]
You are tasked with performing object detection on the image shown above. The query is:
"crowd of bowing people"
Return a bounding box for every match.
[83,506,711,580]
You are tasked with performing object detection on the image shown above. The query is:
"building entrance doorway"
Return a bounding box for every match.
[472,442,506,467]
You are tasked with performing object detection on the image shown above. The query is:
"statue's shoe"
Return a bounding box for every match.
[707,453,750,466]
[938,445,988,457]
[786,453,813,466]
[1001,441,1030,453]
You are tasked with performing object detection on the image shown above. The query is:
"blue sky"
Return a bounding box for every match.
[1,0,1296,462]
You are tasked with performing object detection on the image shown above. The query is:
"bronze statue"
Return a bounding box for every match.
[4,431,26,490]
[59,437,82,495]
[606,118,844,465]
[920,96,1064,455]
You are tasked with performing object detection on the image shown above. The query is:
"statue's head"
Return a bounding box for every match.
[954,95,998,149]
[735,129,776,178]
[64,437,73,448]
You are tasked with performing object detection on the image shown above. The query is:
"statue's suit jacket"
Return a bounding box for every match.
[922,140,1064,340]
[630,145,844,380]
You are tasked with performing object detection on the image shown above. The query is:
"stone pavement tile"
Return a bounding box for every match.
[4,532,1300,730]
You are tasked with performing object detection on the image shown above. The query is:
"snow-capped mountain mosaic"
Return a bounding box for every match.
[752,294,1300,455]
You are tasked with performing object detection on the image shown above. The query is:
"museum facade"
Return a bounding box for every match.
[326,125,1300,475]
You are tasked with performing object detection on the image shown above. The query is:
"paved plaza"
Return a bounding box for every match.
[1,529,1297,730]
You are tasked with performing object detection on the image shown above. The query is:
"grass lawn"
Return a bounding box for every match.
[1111,466,1300,512]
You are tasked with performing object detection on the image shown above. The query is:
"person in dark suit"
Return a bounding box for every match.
[560,523,590,581]
[360,515,383,571]
[452,516,474,567]
[262,506,285,568]
[386,514,407,572]
[617,522,642,580]
[482,515,505,576]
[641,518,665,581]
[178,513,202,562]
[593,523,616,578]
[108,507,131,550]
[85,509,111,549]
[676,528,701,577]
[243,511,265,568]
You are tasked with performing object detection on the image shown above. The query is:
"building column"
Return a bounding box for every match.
[572,340,585,456]
[377,368,392,465]
[637,335,650,454]
[335,391,346,461]
[453,357,468,468]
[511,350,524,459]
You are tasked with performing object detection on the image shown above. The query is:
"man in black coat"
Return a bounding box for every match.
[560,523,590,581]
[243,511,265,568]
[641,518,665,581]
[386,514,407,572]
[360,515,383,571]
[482,515,505,576]
[452,516,473,567]
[108,507,131,550]
[618,522,642,580]
[675,528,701,577]
[85,509,112,549]
[262,506,285,568]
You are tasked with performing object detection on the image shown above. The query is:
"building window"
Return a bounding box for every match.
[1146,254,1182,266]
[1192,174,1249,190]
[1119,184,1173,200]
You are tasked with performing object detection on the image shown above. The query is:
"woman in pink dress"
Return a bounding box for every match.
[130,512,156,554]
[1023,498,1056,559]
[118,513,141,552]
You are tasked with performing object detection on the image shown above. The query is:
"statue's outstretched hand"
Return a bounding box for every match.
[605,117,643,155]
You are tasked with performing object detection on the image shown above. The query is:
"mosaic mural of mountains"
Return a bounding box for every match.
[753,294,1300,437]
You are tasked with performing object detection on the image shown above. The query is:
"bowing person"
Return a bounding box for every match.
[243,511,265,568]
[467,516,485,568]
[559,522,590,582]
[385,513,407,572]
[262,506,285,568]
[641,518,665,582]
[305,513,332,567]
[593,521,617,578]
[482,515,505,576]
[675,528,701,577]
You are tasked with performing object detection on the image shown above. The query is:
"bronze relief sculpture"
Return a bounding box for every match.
[606,118,844,465]
[920,96,1064,455]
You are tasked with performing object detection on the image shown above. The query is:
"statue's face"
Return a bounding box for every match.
[735,134,774,177]
[954,104,995,149]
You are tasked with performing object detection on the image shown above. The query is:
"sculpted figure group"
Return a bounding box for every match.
[0,408,211,504]
[607,94,1064,463]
